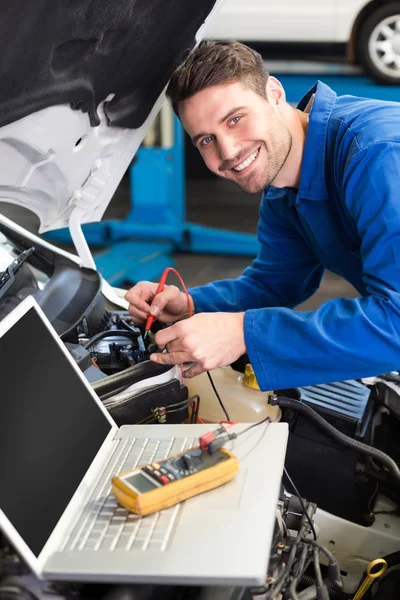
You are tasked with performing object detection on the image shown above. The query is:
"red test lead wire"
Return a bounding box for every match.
[144,269,169,335]
[144,267,193,336]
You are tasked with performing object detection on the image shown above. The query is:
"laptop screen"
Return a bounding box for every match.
[0,306,112,557]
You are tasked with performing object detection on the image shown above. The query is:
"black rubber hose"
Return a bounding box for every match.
[83,329,139,350]
[271,395,400,487]
[383,550,400,569]
[301,539,341,589]
[298,576,351,599]
[354,550,400,600]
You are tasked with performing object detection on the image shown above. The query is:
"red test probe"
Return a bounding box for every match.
[144,267,192,338]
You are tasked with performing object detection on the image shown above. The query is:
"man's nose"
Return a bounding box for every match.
[218,136,238,162]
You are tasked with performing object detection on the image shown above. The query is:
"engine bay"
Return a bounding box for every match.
[0,221,399,600]
[0,224,157,373]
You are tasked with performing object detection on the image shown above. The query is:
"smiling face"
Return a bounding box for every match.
[179,79,292,194]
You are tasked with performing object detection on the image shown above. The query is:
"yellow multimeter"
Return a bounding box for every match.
[112,446,239,516]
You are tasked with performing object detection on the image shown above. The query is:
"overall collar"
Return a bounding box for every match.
[297,80,337,201]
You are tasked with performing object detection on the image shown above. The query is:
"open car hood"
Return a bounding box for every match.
[0,0,220,234]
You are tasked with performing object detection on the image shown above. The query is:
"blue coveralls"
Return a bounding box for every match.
[189,81,400,391]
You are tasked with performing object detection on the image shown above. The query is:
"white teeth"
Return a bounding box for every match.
[233,149,259,172]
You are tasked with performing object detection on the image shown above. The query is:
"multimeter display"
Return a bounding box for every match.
[124,472,158,493]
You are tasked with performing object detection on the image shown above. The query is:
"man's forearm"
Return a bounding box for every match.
[245,293,400,392]
[188,273,291,315]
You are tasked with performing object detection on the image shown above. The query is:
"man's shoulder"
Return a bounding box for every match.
[329,94,400,148]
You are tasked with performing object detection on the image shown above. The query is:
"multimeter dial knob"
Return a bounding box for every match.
[172,451,203,474]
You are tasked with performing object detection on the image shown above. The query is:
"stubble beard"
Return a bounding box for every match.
[237,127,293,195]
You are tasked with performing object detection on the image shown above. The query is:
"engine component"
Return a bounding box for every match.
[251,489,345,600]
[0,222,107,340]
[79,311,154,375]
[273,395,400,487]
[0,247,35,300]
[296,380,372,438]
[275,380,375,525]
[103,379,189,427]
[36,266,106,341]
[186,365,281,423]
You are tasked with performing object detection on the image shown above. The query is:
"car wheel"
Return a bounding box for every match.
[357,3,400,85]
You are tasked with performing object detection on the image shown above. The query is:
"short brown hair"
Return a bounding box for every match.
[166,40,269,116]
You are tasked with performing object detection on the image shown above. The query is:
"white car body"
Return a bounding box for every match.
[206,0,369,42]
[207,0,400,83]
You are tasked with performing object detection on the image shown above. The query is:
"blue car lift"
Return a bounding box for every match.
[276,71,400,104]
[45,113,259,286]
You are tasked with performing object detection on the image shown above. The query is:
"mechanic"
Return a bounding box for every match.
[125,40,400,391]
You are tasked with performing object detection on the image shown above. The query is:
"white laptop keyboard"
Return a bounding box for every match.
[62,436,196,553]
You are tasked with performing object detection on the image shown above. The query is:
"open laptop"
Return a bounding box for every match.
[0,295,288,586]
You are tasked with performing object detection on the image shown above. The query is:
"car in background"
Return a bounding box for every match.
[206,0,400,85]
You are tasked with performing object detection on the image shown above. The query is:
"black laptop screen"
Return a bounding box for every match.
[0,306,112,557]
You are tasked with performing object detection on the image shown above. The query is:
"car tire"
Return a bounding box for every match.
[357,3,400,85]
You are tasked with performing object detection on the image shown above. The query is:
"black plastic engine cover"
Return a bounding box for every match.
[283,411,371,524]
[35,265,107,341]
[281,397,376,525]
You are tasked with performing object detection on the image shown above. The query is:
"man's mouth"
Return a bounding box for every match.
[232,147,260,173]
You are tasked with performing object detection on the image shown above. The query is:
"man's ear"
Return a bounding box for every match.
[266,76,286,105]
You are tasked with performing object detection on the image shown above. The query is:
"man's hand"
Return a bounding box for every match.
[150,312,246,378]
[124,281,194,325]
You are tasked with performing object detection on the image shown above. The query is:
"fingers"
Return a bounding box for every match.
[126,298,151,324]
[150,351,205,379]
[150,348,206,379]
[148,313,244,380]
[125,282,155,324]
[151,285,182,315]
[124,282,186,325]
[150,350,206,379]
[124,281,154,304]
[154,322,182,349]
[182,363,205,378]
[150,350,192,365]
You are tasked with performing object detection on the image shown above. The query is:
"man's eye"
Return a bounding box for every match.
[200,136,213,147]
[229,116,242,125]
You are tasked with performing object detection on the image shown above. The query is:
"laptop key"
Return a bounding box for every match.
[74,436,188,552]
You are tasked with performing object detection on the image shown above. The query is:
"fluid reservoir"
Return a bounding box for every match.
[186,364,281,423]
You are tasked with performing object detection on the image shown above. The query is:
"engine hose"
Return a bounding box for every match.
[382,550,400,569]
[354,550,400,597]
[298,576,351,599]
[271,396,400,488]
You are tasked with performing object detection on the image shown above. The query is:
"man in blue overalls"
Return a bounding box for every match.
[125,40,400,391]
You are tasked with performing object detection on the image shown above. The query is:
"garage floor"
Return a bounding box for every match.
[0,169,358,312]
